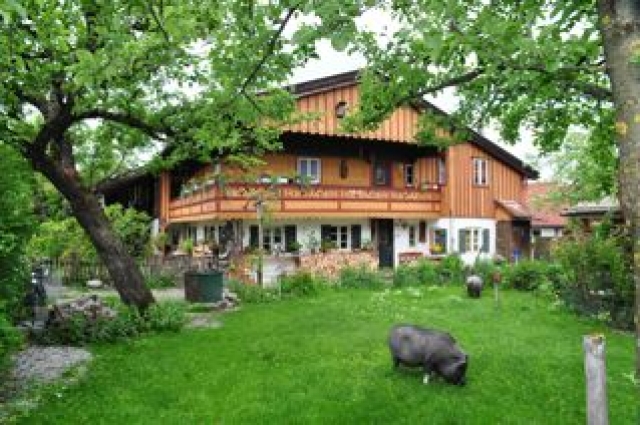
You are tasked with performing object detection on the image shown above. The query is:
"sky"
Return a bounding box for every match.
[286,10,551,180]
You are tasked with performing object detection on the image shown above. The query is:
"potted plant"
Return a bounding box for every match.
[287,240,302,254]
[320,239,337,253]
[429,243,444,255]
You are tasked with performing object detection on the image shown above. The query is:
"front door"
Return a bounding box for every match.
[377,219,394,268]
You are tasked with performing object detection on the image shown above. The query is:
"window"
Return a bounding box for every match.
[432,228,447,253]
[321,225,351,249]
[459,228,490,253]
[249,225,287,253]
[473,158,489,186]
[298,158,321,184]
[408,226,416,247]
[404,164,415,187]
[438,157,446,185]
[335,101,349,119]
[204,225,217,243]
[373,161,390,186]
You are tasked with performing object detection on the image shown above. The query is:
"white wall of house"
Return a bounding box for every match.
[539,227,562,238]
[431,217,496,265]
[393,219,430,267]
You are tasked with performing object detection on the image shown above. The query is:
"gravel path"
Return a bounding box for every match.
[10,346,92,384]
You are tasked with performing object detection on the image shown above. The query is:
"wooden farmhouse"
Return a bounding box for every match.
[104,71,537,280]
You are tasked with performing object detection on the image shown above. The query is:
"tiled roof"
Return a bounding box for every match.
[495,199,531,219]
[524,183,567,228]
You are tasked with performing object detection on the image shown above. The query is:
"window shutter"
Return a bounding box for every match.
[418,221,426,243]
[482,229,490,253]
[351,225,361,249]
[249,225,259,248]
[459,229,467,253]
[284,225,297,252]
[321,225,332,242]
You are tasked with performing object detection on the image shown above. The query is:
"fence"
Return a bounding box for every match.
[41,255,222,287]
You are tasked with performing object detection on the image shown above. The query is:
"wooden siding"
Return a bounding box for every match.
[286,84,420,143]
[444,144,525,218]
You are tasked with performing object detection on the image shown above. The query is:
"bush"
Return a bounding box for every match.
[0,304,23,376]
[37,301,187,345]
[339,265,386,289]
[553,226,633,329]
[280,272,323,297]
[393,259,440,287]
[501,260,555,291]
[435,254,465,285]
[144,271,178,289]
[226,280,280,304]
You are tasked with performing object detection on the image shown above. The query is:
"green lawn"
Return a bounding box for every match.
[17,287,637,424]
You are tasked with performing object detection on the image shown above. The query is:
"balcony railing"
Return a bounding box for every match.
[167,183,442,222]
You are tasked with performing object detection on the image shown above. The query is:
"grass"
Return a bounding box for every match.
[13,286,638,424]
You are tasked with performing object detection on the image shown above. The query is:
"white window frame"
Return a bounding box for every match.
[297,157,321,184]
[461,228,483,253]
[328,225,349,249]
[473,158,489,186]
[262,226,284,253]
[408,225,417,247]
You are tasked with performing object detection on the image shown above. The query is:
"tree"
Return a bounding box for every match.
[0,143,34,317]
[541,130,617,205]
[0,1,366,309]
[344,0,639,378]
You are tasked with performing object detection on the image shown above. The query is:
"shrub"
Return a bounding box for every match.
[339,265,386,289]
[501,260,554,291]
[436,254,465,285]
[393,264,420,287]
[552,226,633,329]
[0,304,23,376]
[279,272,322,297]
[226,280,280,304]
[393,259,440,287]
[144,302,187,332]
[144,271,178,289]
[37,301,187,345]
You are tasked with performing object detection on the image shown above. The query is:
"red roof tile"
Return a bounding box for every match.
[524,183,567,228]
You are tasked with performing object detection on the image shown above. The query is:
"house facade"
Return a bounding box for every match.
[107,71,537,275]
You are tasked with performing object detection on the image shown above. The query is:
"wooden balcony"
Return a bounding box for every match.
[166,183,442,223]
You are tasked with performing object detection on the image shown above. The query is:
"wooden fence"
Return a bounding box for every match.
[42,255,222,287]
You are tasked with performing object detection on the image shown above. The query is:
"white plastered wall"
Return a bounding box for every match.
[431,217,497,265]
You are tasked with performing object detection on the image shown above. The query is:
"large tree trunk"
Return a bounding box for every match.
[598,0,640,379]
[31,155,155,310]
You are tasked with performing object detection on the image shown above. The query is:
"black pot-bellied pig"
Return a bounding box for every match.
[466,275,483,298]
[388,324,468,386]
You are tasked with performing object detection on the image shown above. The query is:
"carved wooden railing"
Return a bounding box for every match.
[167,183,442,221]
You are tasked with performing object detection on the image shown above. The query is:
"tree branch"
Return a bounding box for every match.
[237,7,298,97]
[74,110,174,139]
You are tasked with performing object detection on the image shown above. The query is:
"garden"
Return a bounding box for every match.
[2,255,637,424]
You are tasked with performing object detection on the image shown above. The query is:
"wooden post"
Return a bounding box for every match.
[583,335,608,425]
[492,271,501,309]
[256,200,264,288]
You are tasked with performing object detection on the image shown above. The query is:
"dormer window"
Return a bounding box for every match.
[335,101,349,119]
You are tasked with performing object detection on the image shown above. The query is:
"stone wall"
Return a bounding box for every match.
[299,251,378,280]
